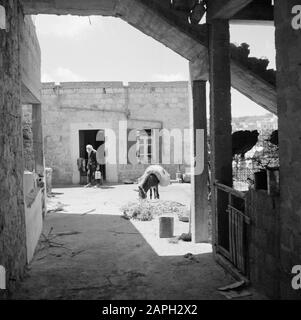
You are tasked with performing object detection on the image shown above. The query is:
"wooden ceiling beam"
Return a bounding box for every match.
[206,0,253,20]
[232,0,274,22]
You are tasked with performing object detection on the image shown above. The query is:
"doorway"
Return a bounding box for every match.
[79,129,106,183]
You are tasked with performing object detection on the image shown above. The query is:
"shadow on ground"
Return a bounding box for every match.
[10,185,265,300]
[11,212,235,300]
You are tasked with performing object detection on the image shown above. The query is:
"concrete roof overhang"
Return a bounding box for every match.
[21,0,277,114]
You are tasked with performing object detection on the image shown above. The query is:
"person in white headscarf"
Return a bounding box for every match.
[85,144,99,187]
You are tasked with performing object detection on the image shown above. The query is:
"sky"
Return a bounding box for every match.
[32,15,276,117]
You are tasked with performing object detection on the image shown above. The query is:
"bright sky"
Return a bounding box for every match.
[33,15,276,117]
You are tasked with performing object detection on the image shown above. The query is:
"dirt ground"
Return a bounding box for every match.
[11,183,265,300]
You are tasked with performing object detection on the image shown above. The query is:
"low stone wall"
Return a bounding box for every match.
[247,190,280,299]
[23,172,43,263]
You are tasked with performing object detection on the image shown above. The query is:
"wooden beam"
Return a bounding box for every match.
[209,20,232,186]
[22,0,277,115]
[209,20,232,252]
[133,0,277,114]
[231,61,277,114]
[232,0,274,22]
[275,0,301,300]
[189,77,209,243]
[207,0,253,20]
[21,0,117,15]
[116,0,208,62]
[191,57,277,114]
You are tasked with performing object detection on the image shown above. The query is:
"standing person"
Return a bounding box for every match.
[85,144,99,187]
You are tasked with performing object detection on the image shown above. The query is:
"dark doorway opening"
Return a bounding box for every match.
[79,130,106,182]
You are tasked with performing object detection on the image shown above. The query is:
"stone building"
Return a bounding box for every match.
[1,0,301,300]
[40,81,191,185]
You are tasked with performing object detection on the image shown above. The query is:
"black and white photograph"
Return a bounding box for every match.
[0,0,301,308]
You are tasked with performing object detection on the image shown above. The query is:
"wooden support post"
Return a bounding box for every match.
[274,0,301,299]
[189,76,208,243]
[208,20,232,252]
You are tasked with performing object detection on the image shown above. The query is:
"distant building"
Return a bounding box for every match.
[38,81,191,185]
[232,113,278,132]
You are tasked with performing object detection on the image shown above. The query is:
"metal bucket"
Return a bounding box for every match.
[159,217,174,238]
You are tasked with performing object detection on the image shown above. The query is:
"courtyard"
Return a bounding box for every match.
[10,184,264,300]
[1,0,300,301]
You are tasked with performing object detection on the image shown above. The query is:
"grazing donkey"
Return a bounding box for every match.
[138,174,160,200]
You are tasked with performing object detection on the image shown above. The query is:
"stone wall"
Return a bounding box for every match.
[0,0,27,293]
[247,190,281,299]
[41,81,190,185]
[22,105,34,171]
[275,0,301,299]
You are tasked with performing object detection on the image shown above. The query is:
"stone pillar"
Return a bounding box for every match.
[208,20,232,251]
[32,103,45,176]
[190,79,209,243]
[0,0,27,292]
[275,0,301,299]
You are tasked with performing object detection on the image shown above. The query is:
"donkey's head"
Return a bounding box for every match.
[138,174,159,199]
[138,186,147,199]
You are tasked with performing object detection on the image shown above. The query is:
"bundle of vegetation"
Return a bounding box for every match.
[232,130,259,159]
[121,200,190,222]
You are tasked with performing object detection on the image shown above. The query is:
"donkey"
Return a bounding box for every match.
[138,173,160,200]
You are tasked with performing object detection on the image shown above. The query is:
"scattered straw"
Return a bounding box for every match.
[121,200,189,221]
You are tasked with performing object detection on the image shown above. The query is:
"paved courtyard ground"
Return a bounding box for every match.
[11,183,265,300]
